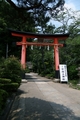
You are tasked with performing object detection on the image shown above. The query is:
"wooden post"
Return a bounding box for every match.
[54,38,60,79]
[16,36,27,69]
[21,36,27,69]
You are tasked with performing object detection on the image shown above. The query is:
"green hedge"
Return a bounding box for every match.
[0,83,19,92]
[68,65,78,80]
[0,89,8,113]
[0,56,22,86]
[0,83,4,89]
[0,56,22,113]
[0,78,11,84]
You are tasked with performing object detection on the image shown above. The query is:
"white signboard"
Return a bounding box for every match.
[59,64,68,82]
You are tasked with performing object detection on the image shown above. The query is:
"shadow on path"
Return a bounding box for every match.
[25,74,51,82]
[7,89,80,120]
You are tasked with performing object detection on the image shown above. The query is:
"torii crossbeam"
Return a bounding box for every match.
[9,29,69,78]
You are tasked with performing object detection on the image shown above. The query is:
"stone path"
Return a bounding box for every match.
[7,73,80,120]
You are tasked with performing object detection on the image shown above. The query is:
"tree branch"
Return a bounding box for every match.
[6,0,42,11]
[6,0,65,11]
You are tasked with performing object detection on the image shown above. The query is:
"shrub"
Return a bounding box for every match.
[68,65,78,80]
[46,73,54,79]
[0,83,19,93]
[0,83,4,89]
[0,56,22,86]
[0,57,22,113]
[0,78,11,84]
[25,67,30,73]
[0,89,8,113]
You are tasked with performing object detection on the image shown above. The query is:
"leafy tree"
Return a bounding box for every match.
[53,7,80,37]
[5,0,65,32]
[69,17,80,37]
[45,23,56,33]
[0,0,65,59]
[51,7,80,80]
[53,7,76,33]
[0,18,7,33]
[6,0,65,17]
[5,0,65,36]
[0,0,36,58]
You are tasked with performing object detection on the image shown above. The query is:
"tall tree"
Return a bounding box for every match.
[52,7,80,36]
[69,17,80,37]
[53,7,76,33]
[0,0,35,58]
[6,0,65,15]
[5,0,65,31]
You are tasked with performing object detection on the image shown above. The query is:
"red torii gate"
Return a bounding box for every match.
[9,29,69,78]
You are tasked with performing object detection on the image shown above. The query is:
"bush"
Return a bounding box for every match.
[0,56,22,86]
[0,83,4,89]
[0,89,8,113]
[45,73,54,79]
[68,65,78,80]
[0,57,22,113]
[0,83,19,93]
[69,79,80,90]
[0,78,11,84]
[25,67,30,73]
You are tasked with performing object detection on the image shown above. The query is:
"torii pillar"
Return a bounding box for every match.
[16,36,27,69]
[54,38,60,78]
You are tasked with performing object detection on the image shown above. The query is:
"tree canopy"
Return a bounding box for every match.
[6,0,65,23]
[6,0,65,13]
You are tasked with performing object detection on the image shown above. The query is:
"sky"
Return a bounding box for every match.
[65,0,80,11]
[50,0,80,27]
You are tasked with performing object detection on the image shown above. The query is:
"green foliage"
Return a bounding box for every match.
[69,79,78,85]
[25,67,30,73]
[60,40,80,79]
[31,46,55,77]
[68,65,78,80]
[0,18,7,33]
[0,89,8,113]
[69,80,80,90]
[0,78,11,84]
[0,83,19,93]
[0,84,4,89]
[0,56,22,86]
[0,56,22,112]
[6,0,65,22]
[45,73,54,79]
[0,0,36,58]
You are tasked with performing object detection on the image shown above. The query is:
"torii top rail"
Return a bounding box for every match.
[9,29,69,78]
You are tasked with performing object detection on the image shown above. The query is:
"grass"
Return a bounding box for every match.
[69,79,80,90]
